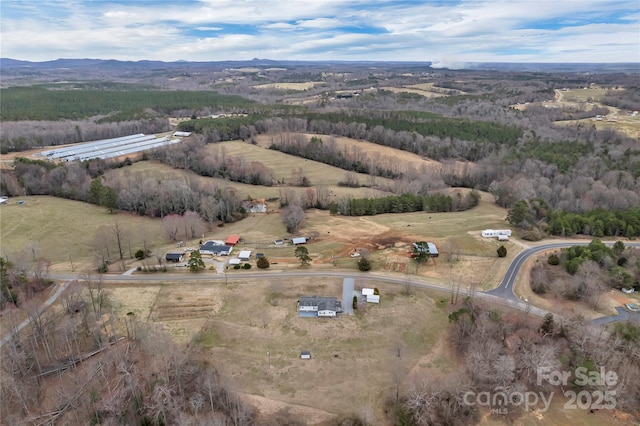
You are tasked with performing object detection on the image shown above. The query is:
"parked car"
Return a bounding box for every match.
[625,303,639,312]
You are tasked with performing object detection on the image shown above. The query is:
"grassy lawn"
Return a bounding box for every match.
[252,82,323,90]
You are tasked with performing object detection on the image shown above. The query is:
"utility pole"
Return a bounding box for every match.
[267,351,270,369]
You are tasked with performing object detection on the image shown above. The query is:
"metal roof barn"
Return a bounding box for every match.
[56,135,158,160]
[39,133,146,157]
[70,138,180,161]
[39,134,181,162]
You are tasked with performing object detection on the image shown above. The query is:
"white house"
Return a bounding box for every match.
[298,296,340,317]
[292,237,307,245]
[238,250,252,261]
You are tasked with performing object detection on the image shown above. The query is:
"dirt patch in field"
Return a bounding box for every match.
[243,394,337,425]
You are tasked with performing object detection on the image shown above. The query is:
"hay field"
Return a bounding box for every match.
[253,82,323,91]
[253,133,472,177]
[0,196,164,268]
[210,140,397,189]
[379,86,446,98]
[191,277,452,419]
[379,83,465,98]
[107,157,392,204]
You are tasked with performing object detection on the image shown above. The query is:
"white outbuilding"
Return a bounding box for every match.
[482,229,512,238]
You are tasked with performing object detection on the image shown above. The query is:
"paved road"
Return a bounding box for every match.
[486,241,640,299]
[4,241,639,348]
[0,280,73,348]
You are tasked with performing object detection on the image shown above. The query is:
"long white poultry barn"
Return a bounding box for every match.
[38,133,181,162]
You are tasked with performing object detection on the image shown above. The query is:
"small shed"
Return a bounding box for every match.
[225,235,241,246]
[274,240,284,245]
[292,237,307,245]
[165,251,185,263]
[228,258,241,265]
[366,295,380,304]
[427,242,439,257]
[301,351,311,359]
[238,250,252,260]
[498,235,509,241]
[362,288,375,296]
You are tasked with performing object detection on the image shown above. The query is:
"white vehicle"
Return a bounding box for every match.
[0,196,8,205]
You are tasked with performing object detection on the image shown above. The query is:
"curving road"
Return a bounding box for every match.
[3,241,639,348]
[486,241,640,300]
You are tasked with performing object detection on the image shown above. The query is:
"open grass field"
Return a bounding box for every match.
[379,83,467,98]
[0,186,516,291]
[106,276,455,421]
[210,139,398,190]
[252,82,323,90]
[379,86,446,98]
[0,196,164,270]
[561,87,619,103]
[253,133,472,178]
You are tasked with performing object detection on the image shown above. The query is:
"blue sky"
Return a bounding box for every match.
[1,0,639,64]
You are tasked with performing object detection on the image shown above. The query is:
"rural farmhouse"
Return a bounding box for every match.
[297,296,343,317]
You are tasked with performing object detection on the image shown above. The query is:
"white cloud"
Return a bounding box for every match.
[0,0,638,62]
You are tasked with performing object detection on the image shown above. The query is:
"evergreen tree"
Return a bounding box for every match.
[295,246,311,266]
[101,186,118,213]
[357,257,371,271]
[187,250,205,272]
[412,242,430,263]
[256,256,270,269]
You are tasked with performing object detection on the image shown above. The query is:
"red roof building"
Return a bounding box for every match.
[225,235,240,246]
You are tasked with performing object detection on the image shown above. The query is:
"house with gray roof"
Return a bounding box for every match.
[297,296,342,317]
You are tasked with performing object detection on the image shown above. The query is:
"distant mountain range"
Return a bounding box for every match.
[1,58,638,73]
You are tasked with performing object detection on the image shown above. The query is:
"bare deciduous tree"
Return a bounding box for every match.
[280,205,306,234]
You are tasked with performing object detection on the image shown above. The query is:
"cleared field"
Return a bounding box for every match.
[211,140,397,189]
[379,83,466,98]
[253,82,323,91]
[0,196,164,269]
[561,87,617,103]
[108,276,453,420]
[379,86,446,98]
[0,185,515,291]
[253,133,472,178]
[556,117,640,139]
[107,158,392,204]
